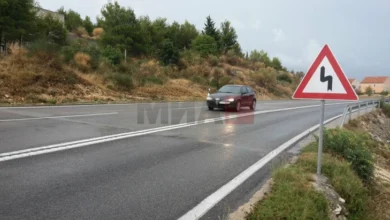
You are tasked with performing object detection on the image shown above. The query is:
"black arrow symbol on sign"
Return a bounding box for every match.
[320,66,333,91]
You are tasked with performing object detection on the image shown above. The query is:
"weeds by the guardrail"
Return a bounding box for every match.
[322,128,375,184]
[380,98,390,117]
[246,125,386,220]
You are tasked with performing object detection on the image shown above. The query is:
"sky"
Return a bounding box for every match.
[36,0,390,81]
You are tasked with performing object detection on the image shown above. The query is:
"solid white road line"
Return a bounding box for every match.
[0,112,119,122]
[0,102,350,162]
[177,105,376,220]
[0,101,206,109]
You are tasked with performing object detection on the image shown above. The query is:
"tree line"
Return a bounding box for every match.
[0,0,287,71]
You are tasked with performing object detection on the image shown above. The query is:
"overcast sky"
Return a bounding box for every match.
[36,0,390,81]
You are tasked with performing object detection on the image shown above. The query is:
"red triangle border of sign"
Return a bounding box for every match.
[292,44,358,101]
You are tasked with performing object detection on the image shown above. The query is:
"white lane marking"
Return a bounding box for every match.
[261,101,357,105]
[171,106,206,110]
[0,100,327,110]
[0,112,118,122]
[115,106,207,113]
[0,102,206,109]
[177,105,375,220]
[0,102,349,162]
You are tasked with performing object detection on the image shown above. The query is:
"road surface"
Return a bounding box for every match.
[0,99,363,220]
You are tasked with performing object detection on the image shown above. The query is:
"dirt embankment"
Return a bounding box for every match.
[0,44,299,106]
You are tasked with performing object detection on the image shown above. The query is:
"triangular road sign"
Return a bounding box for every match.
[292,44,358,101]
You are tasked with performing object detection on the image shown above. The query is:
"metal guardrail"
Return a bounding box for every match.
[340,98,390,127]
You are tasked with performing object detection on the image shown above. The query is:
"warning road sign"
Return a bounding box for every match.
[293,44,358,101]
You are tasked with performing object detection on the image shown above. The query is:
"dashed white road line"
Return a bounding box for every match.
[0,112,118,122]
[0,101,350,162]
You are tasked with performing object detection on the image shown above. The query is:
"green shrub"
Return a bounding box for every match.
[26,39,63,69]
[252,70,277,89]
[365,86,373,96]
[158,39,180,65]
[225,50,242,66]
[277,73,292,83]
[380,99,390,117]
[61,39,101,69]
[27,39,59,59]
[35,15,68,45]
[208,55,219,67]
[297,152,372,220]
[137,75,167,86]
[190,75,208,85]
[219,76,231,87]
[115,62,137,74]
[178,49,203,70]
[191,35,218,57]
[210,78,219,88]
[106,73,134,90]
[380,90,389,96]
[102,45,123,65]
[246,165,329,220]
[322,128,375,183]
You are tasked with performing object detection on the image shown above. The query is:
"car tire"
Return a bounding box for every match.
[250,100,256,110]
[235,100,241,112]
[208,106,213,111]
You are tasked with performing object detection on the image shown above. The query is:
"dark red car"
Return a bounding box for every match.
[206,84,257,112]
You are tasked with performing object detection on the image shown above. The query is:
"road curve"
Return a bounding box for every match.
[0,100,361,220]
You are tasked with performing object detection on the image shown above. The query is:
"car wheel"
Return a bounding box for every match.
[235,100,241,112]
[208,106,213,111]
[250,100,256,110]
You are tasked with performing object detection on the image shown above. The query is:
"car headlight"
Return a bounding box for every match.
[207,96,212,100]
[227,98,234,102]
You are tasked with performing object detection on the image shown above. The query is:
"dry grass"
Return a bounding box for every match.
[92,28,104,40]
[73,27,90,38]
[0,51,129,105]
[7,43,27,56]
[74,52,92,71]
[72,68,109,91]
[135,79,207,101]
[1,47,299,104]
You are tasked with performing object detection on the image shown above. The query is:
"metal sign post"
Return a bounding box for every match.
[317,100,325,175]
[292,44,359,177]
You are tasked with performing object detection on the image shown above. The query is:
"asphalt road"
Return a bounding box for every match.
[0,99,363,220]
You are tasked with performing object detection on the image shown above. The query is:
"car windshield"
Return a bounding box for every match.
[217,86,242,94]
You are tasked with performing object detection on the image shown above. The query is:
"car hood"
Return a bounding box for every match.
[209,93,240,99]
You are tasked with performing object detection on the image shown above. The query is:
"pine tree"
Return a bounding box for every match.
[220,20,238,54]
[0,0,37,49]
[202,16,220,50]
[83,16,94,35]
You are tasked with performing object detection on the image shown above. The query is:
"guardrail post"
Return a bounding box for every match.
[348,106,352,122]
[340,105,348,127]
[358,102,361,117]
